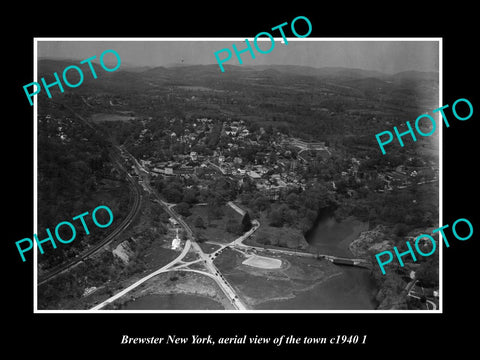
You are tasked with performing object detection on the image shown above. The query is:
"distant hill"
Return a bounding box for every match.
[35,59,438,105]
[120,65,153,73]
[38,59,105,81]
[341,76,395,91]
[38,59,438,83]
[240,65,388,79]
[141,66,170,77]
[391,70,438,81]
[38,59,93,74]
[37,58,145,78]
[135,64,439,87]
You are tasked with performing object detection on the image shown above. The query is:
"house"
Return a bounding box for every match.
[152,167,165,174]
[171,229,181,250]
[174,166,195,175]
[247,171,261,180]
[239,129,250,138]
[395,165,406,174]
[140,159,152,168]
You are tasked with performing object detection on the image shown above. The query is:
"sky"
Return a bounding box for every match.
[37,39,439,74]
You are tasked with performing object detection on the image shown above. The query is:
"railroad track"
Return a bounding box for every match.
[37,109,143,286]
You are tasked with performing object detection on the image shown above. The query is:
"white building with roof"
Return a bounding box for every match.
[171,228,181,250]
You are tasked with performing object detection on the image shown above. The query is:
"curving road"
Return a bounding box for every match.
[406,280,438,310]
[90,149,249,310]
[90,240,192,310]
[88,147,371,310]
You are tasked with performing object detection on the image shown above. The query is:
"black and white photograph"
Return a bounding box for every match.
[5,6,478,356]
[34,39,440,312]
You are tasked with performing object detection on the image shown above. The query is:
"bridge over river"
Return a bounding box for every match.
[232,232,371,270]
[320,254,371,269]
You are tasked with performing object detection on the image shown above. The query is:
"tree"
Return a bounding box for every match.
[241,212,252,232]
[175,202,191,217]
[196,232,207,243]
[194,216,205,229]
[163,186,183,203]
[183,187,198,204]
[205,192,224,219]
[226,218,241,235]
[268,209,283,227]
[394,223,409,237]
[415,257,439,288]
[286,192,299,209]
[251,195,270,212]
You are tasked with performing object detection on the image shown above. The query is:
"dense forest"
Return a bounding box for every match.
[37,100,131,271]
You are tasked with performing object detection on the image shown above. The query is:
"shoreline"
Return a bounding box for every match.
[112,270,235,310]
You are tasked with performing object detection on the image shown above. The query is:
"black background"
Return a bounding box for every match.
[4,3,478,356]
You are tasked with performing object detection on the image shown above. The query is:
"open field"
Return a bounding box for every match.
[185,204,243,244]
[242,255,282,269]
[91,113,136,122]
[198,242,222,254]
[214,247,344,308]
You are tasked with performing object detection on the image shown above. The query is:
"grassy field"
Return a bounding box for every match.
[246,212,310,250]
[185,204,243,244]
[198,242,222,254]
[214,247,341,308]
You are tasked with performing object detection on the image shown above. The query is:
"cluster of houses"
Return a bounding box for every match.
[377,163,437,192]
[127,117,318,200]
[127,115,432,201]
[40,114,74,143]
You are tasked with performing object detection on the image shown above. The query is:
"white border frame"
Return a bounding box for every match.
[33,37,443,314]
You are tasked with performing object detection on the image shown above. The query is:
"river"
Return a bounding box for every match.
[257,215,378,310]
[307,214,367,258]
[304,214,378,309]
[257,212,377,310]
[123,214,379,311]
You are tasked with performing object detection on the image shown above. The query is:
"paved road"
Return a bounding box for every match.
[189,240,247,310]
[405,280,438,310]
[227,201,246,216]
[408,293,437,310]
[230,217,369,267]
[206,160,226,175]
[164,203,247,310]
[91,149,248,310]
[90,240,192,310]
[88,149,371,310]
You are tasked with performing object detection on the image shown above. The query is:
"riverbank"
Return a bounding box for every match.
[106,270,234,310]
[306,215,369,257]
[245,212,310,250]
[214,246,362,309]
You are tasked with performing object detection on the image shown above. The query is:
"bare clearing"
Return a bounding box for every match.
[242,255,282,269]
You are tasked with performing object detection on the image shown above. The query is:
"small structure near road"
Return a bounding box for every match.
[171,228,181,250]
